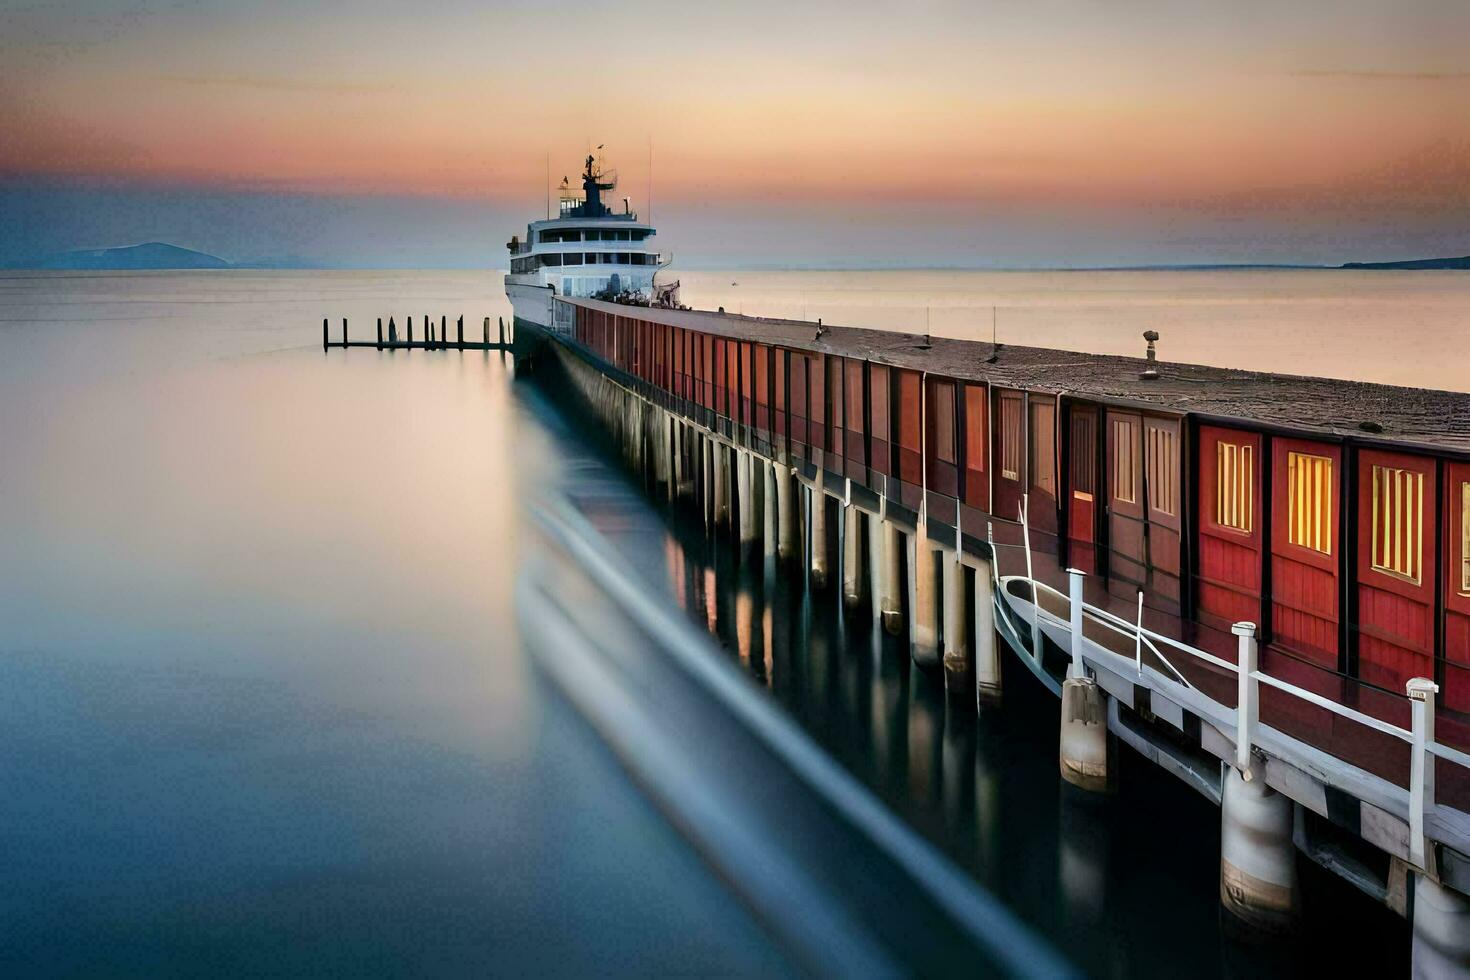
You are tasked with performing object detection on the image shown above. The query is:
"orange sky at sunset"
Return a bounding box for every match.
[2,1,1467,266]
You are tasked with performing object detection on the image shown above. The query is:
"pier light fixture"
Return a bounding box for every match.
[1141,330,1161,380]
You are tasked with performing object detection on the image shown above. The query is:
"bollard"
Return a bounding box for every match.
[809,488,829,588]
[1409,676,1440,870]
[842,504,863,609]
[880,520,903,634]
[1233,623,1259,776]
[975,555,1001,706]
[322,317,328,351]
[909,525,939,667]
[943,554,970,695]
[1220,765,1297,930]
[377,317,383,350]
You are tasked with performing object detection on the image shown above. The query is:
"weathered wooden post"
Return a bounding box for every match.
[457,315,464,346]
[388,316,397,345]
[377,317,383,350]
[342,317,348,347]
[322,317,328,351]
[408,317,414,345]
[441,315,447,349]
[499,317,506,346]
[483,317,490,345]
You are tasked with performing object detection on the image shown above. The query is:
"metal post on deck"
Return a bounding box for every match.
[1233,622,1259,777]
[1408,676,1440,869]
[1068,568,1086,679]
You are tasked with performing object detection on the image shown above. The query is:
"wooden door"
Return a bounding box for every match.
[1197,426,1264,631]
[1144,416,1183,612]
[1028,395,1059,536]
[1270,438,1341,667]
[1067,406,1099,574]
[962,384,989,513]
[1444,462,1470,711]
[1106,410,1146,596]
[993,390,1026,524]
[1355,450,1438,693]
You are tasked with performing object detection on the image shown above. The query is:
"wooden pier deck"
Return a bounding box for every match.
[321,315,514,353]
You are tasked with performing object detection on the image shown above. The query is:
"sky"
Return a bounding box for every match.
[1,0,1467,268]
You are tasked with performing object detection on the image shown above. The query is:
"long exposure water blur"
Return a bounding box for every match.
[3,269,1442,975]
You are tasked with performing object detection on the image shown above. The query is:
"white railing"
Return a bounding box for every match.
[994,493,1459,872]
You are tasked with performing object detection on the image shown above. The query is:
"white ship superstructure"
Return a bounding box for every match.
[504,152,669,328]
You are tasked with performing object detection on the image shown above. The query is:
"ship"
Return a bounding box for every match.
[505,151,677,330]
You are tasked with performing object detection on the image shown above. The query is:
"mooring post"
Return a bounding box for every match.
[376,317,383,350]
[1233,622,1259,775]
[322,317,328,351]
[943,553,970,695]
[1408,676,1440,870]
[974,554,1000,706]
[1068,568,1087,679]
[1060,566,1108,791]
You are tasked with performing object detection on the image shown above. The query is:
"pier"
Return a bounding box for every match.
[511,295,1470,973]
[322,315,515,352]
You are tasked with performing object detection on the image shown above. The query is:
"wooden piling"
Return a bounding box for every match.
[377,317,383,349]
[441,315,447,350]
[408,317,414,345]
[322,318,328,351]
[457,315,464,346]
[483,317,489,345]
[499,317,506,346]
[342,317,348,348]
[389,316,397,344]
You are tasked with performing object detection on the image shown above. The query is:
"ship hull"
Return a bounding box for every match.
[506,279,554,329]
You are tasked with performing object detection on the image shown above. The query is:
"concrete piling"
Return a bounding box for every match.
[762,461,777,559]
[737,451,757,547]
[713,444,730,527]
[775,464,797,563]
[909,526,940,668]
[1059,568,1109,791]
[809,489,829,589]
[1219,766,1297,931]
[974,556,1001,706]
[1412,875,1470,978]
[842,504,863,609]
[880,520,903,635]
[942,553,970,694]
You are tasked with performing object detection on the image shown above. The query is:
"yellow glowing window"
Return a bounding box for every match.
[1371,465,1423,585]
[1215,442,1253,533]
[1287,452,1333,555]
[1460,482,1470,595]
[1112,418,1138,504]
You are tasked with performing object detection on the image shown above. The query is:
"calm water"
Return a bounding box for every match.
[1,269,1441,975]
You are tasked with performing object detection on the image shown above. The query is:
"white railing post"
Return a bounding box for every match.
[1134,592,1145,675]
[1408,676,1440,870]
[1068,568,1086,679]
[1232,622,1258,777]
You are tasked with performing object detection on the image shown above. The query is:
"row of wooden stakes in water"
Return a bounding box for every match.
[321,315,513,351]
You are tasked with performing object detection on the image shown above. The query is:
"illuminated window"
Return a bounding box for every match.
[1215,441,1253,533]
[1287,452,1333,554]
[1000,394,1023,481]
[1460,482,1470,595]
[1112,417,1138,504]
[1370,465,1423,584]
[1146,421,1178,517]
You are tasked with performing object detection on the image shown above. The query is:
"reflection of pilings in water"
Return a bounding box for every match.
[907,667,943,806]
[1059,792,1110,928]
[941,700,978,844]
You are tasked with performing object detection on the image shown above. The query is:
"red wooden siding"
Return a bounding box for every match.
[845,358,867,479]
[926,378,959,498]
[993,390,1026,523]
[1355,449,1438,693]
[808,354,827,454]
[773,349,788,447]
[1446,462,1470,711]
[1067,405,1098,574]
[963,384,989,512]
[895,369,923,508]
[1107,409,1146,596]
[827,355,845,469]
[1197,425,1264,631]
[753,343,771,434]
[1270,437,1341,668]
[869,364,891,477]
[1027,395,1059,536]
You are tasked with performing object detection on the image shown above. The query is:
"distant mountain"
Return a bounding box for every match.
[1341,255,1470,271]
[3,242,230,270]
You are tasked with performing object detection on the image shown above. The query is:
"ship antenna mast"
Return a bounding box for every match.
[647,136,653,225]
[545,153,550,221]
